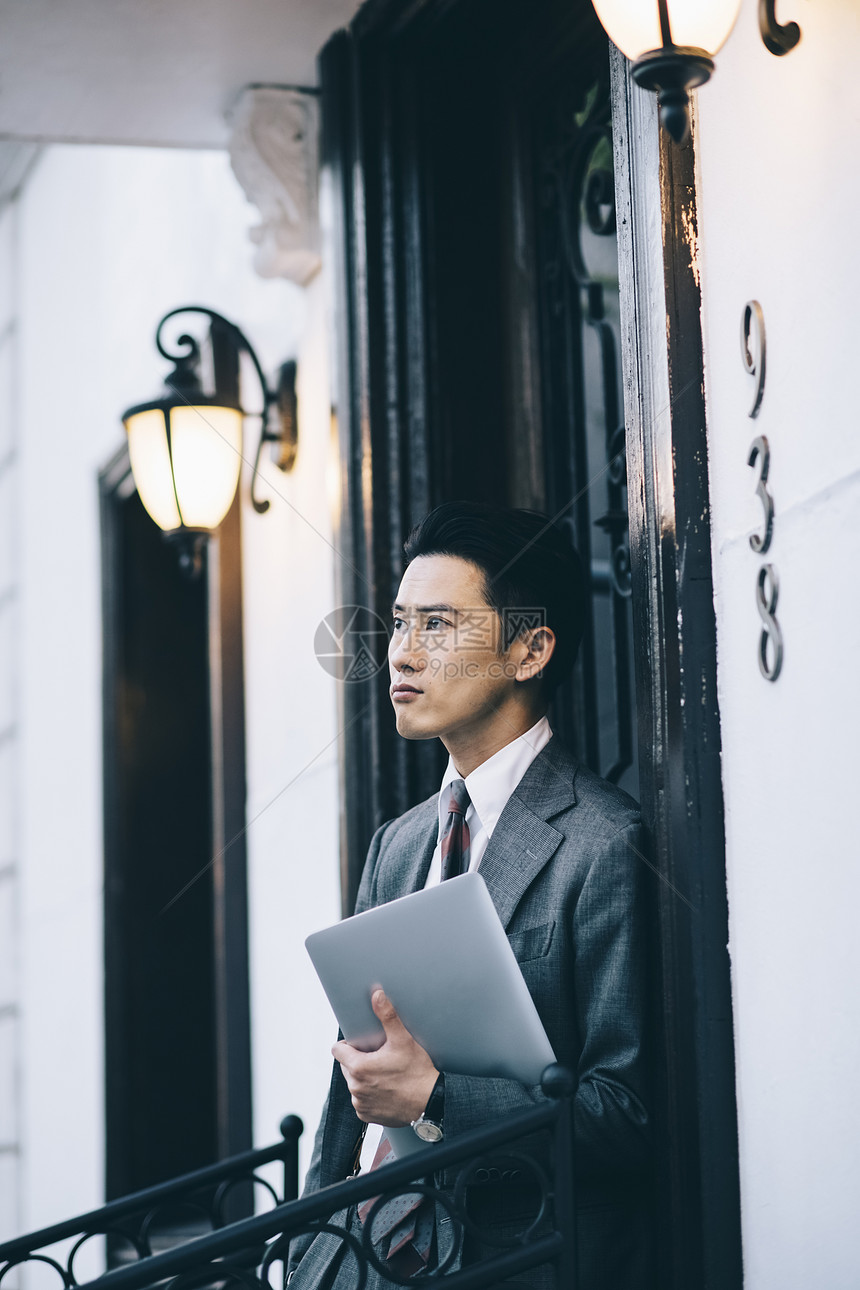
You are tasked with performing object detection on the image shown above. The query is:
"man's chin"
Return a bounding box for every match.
[392,707,438,741]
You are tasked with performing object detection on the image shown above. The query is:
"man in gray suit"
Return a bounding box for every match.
[288,503,651,1289]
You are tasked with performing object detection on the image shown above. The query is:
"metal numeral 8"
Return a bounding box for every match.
[756,564,784,682]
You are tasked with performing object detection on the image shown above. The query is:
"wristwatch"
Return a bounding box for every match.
[411,1072,445,1142]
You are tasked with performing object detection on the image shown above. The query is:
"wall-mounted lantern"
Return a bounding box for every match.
[122,305,297,574]
[592,1,802,143]
[591,0,742,142]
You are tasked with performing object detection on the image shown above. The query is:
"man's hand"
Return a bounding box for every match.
[332,989,439,1127]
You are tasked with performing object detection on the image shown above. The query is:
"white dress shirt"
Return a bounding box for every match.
[358,715,553,1173]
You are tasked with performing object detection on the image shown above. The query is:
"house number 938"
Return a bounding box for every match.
[742,301,783,681]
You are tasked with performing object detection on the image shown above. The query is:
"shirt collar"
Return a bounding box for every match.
[437,715,553,840]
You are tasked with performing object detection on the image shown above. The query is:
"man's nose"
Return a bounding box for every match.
[390,626,424,674]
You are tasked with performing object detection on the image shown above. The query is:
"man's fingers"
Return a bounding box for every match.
[371,988,406,1037]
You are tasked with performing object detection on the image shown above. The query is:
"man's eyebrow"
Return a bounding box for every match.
[391,602,459,615]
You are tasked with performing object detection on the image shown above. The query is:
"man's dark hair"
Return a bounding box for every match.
[403,501,587,695]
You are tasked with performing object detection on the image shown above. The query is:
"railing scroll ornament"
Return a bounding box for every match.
[1,1068,577,1290]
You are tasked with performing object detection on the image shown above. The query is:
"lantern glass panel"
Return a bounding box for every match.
[592,0,741,60]
[168,404,243,529]
[125,406,182,532]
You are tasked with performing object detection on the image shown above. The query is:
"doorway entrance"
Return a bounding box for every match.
[321,0,740,1284]
[100,451,252,1200]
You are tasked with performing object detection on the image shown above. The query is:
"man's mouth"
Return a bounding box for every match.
[391,683,423,700]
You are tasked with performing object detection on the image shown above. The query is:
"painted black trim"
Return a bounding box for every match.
[612,54,742,1285]
[207,322,254,1178]
[655,128,741,1290]
[208,493,254,1175]
[99,443,133,1201]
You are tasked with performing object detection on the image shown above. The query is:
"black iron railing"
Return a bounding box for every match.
[0,1115,303,1286]
[0,1066,576,1290]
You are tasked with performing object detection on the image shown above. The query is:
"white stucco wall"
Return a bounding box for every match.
[695,1,860,1284]
[8,142,340,1234]
[242,267,343,1182]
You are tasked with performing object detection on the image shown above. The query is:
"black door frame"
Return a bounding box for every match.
[611,51,742,1288]
[320,3,742,1285]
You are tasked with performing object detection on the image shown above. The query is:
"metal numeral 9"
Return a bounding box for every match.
[741,300,767,418]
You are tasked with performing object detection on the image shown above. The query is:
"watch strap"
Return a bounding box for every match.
[422,1071,445,1124]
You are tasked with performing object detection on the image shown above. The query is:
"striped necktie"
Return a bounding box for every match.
[356,778,472,1273]
[440,778,471,881]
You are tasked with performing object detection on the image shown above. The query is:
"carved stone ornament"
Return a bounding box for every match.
[227,86,321,286]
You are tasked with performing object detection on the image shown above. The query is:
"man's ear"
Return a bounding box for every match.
[513,626,556,682]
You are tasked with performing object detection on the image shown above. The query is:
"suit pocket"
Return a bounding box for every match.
[507,920,555,962]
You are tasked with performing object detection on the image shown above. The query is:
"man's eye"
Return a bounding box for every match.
[392,617,405,632]
[425,617,447,630]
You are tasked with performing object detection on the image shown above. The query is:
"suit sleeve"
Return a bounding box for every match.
[570,819,650,1179]
[440,820,650,1185]
[352,816,396,915]
[286,818,395,1278]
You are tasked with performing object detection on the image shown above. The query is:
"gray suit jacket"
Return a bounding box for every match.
[288,737,652,1289]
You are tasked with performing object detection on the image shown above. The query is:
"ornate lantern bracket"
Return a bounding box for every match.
[759,0,801,57]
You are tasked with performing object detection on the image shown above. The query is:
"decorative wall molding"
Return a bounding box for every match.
[227,87,321,286]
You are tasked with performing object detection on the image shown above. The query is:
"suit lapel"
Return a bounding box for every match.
[477,736,579,928]
[374,738,579,923]
[375,798,438,904]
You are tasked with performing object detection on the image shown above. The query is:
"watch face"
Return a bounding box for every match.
[414,1119,444,1143]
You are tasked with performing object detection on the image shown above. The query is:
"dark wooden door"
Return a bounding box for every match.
[100,449,252,1205]
[101,469,218,1196]
[321,0,635,898]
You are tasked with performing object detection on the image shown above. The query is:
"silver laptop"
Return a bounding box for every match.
[305,871,555,1086]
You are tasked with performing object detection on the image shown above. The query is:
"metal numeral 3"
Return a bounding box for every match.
[747,435,774,554]
[756,564,784,681]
